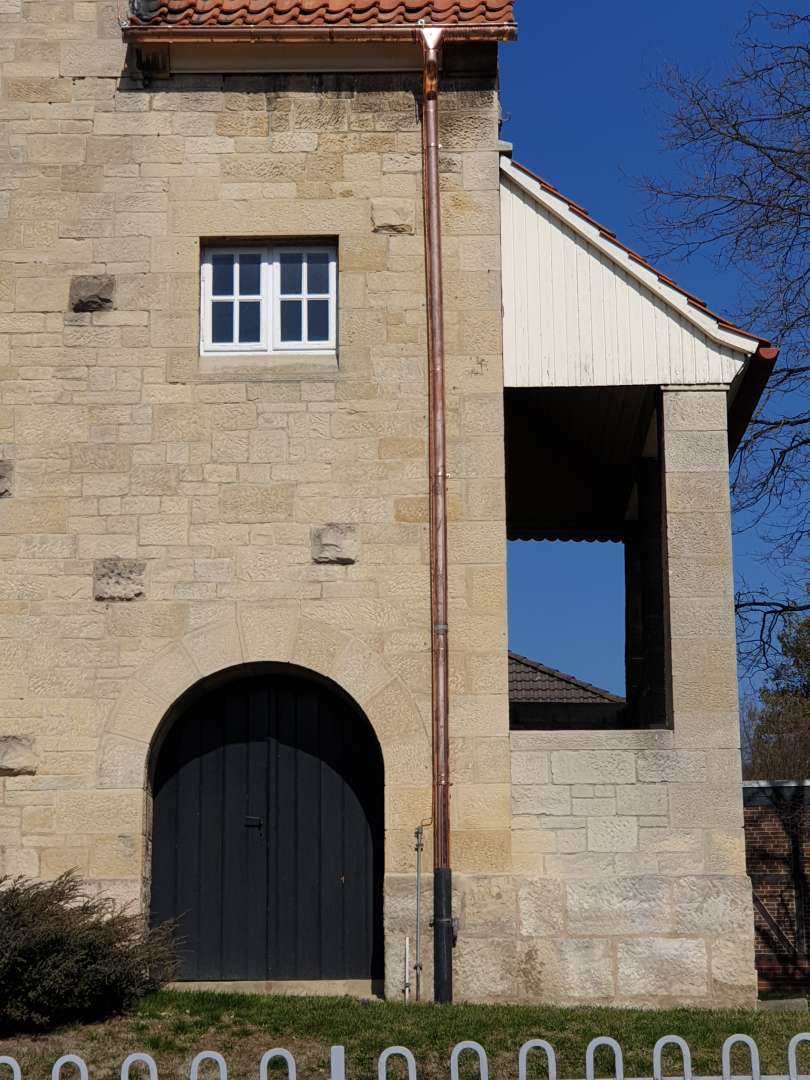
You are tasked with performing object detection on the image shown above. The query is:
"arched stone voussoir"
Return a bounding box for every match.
[98,733,151,791]
[184,610,243,678]
[100,604,427,794]
[237,601,300,665]
[106,679,166,746]
[330,635,396,712]
[134,641,199,708]
[290,617,352,683]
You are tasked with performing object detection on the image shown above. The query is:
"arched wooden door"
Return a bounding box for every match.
[150,669,384,983]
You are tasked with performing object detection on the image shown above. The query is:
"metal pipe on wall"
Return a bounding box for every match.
[420,25,453,1006]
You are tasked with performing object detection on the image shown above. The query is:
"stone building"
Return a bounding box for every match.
[0,0,778,1005]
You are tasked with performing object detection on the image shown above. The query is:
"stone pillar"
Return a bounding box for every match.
[660,387,758,1003]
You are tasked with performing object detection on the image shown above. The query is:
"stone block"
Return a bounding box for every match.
[16,406,88,445]
[551,750,636,785]
[461,875,516,938]
[672,876,753,933]
[588,817,638,853]
[0,462,12,498]
[239,603,298,665]
[372,198,415,235]
[512,784,571,817]
[617,938,708,998]
[61,40,126,77]
[711,932,757,992]
[70,274,115,312]
[517,878,565,937]
[511,750,549,785]
[311,523,359,565]
[97,735,147,789]
[616,784,668,816]
[0,736,36,776]
[455,935,516,1001]
[93,558,146,602]
[184,613,243,678]
[669,783,742,830]
[567,877,671,935]
[637,750,707,783]
[452,784,511,831]
[0,847,39,877]
[560,939,614,998]
[53,790,141,835]
[663,389,727,432]
[221,484,294,524]
[664,430,729,473]
[0,497,66,535]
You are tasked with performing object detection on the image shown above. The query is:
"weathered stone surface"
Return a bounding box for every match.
[587,817,638,853]
[371,198,415,235]
[672,876,754,933]
[93,558,146,602]
[560,939,614,998]
[0,462,12,498]
[69,273,115,312]
[311,523,359,565]
[517,878,565,937]
[461,875,516,938]
[0,736,36,776]
[567,877,671,935]
[617,938,708,998]
[512,784,571,816]
[551,750,636,785]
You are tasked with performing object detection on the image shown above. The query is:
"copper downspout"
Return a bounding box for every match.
[420,25,453,1006]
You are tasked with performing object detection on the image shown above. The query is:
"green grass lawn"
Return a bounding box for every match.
[3,990,810,1079]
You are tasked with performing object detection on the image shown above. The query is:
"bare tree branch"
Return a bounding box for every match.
[643,7,810,672]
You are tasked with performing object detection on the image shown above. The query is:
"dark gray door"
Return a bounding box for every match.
[150,671,384,982]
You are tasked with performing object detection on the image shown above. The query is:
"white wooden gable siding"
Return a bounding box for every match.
[500,160,759,389]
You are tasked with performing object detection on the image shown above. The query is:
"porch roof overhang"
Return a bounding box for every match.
[500,156,779,457]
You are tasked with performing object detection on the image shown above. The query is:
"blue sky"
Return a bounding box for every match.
[500,3,775,697]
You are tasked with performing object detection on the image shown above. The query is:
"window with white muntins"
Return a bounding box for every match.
[200,245,337,356]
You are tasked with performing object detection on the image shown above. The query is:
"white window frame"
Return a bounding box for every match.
[200,244,338,356]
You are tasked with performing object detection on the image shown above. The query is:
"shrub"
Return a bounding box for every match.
[0,871,177,1034]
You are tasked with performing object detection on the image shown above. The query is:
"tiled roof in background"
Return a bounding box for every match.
[131,0,515,28]
[508,652,625,706]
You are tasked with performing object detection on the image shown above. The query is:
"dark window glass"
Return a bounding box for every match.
[307,252,330,295]
[280,300,303,342]
[239,301,261,344]
[239,253,261,296]
[280,253,303,296]
[211,301,234,344]
[212,254,234,296]
[308,299,330,342]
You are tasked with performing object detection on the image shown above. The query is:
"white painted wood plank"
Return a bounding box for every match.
[500,174,749,389]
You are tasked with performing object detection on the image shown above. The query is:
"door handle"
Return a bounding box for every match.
[244,816,263,830]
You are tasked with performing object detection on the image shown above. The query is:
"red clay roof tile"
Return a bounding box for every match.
[131,0,515,28]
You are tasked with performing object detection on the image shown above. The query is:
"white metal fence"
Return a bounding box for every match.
[3,1034,810,1080]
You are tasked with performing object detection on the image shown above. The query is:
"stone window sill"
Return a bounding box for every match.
[198,351,339,381]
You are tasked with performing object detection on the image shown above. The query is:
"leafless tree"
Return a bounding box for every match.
[643,7,810,672]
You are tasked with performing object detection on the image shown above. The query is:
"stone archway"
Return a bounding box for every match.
[94,603,432,919]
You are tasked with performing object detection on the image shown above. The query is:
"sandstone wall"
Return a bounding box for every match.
[0,2,510,1001]
[499,389,758,1008]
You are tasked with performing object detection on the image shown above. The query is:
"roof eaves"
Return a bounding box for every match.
[124,20,517,42]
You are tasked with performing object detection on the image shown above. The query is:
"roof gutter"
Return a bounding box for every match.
[122,23,516,45]
[728,344,779,458]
